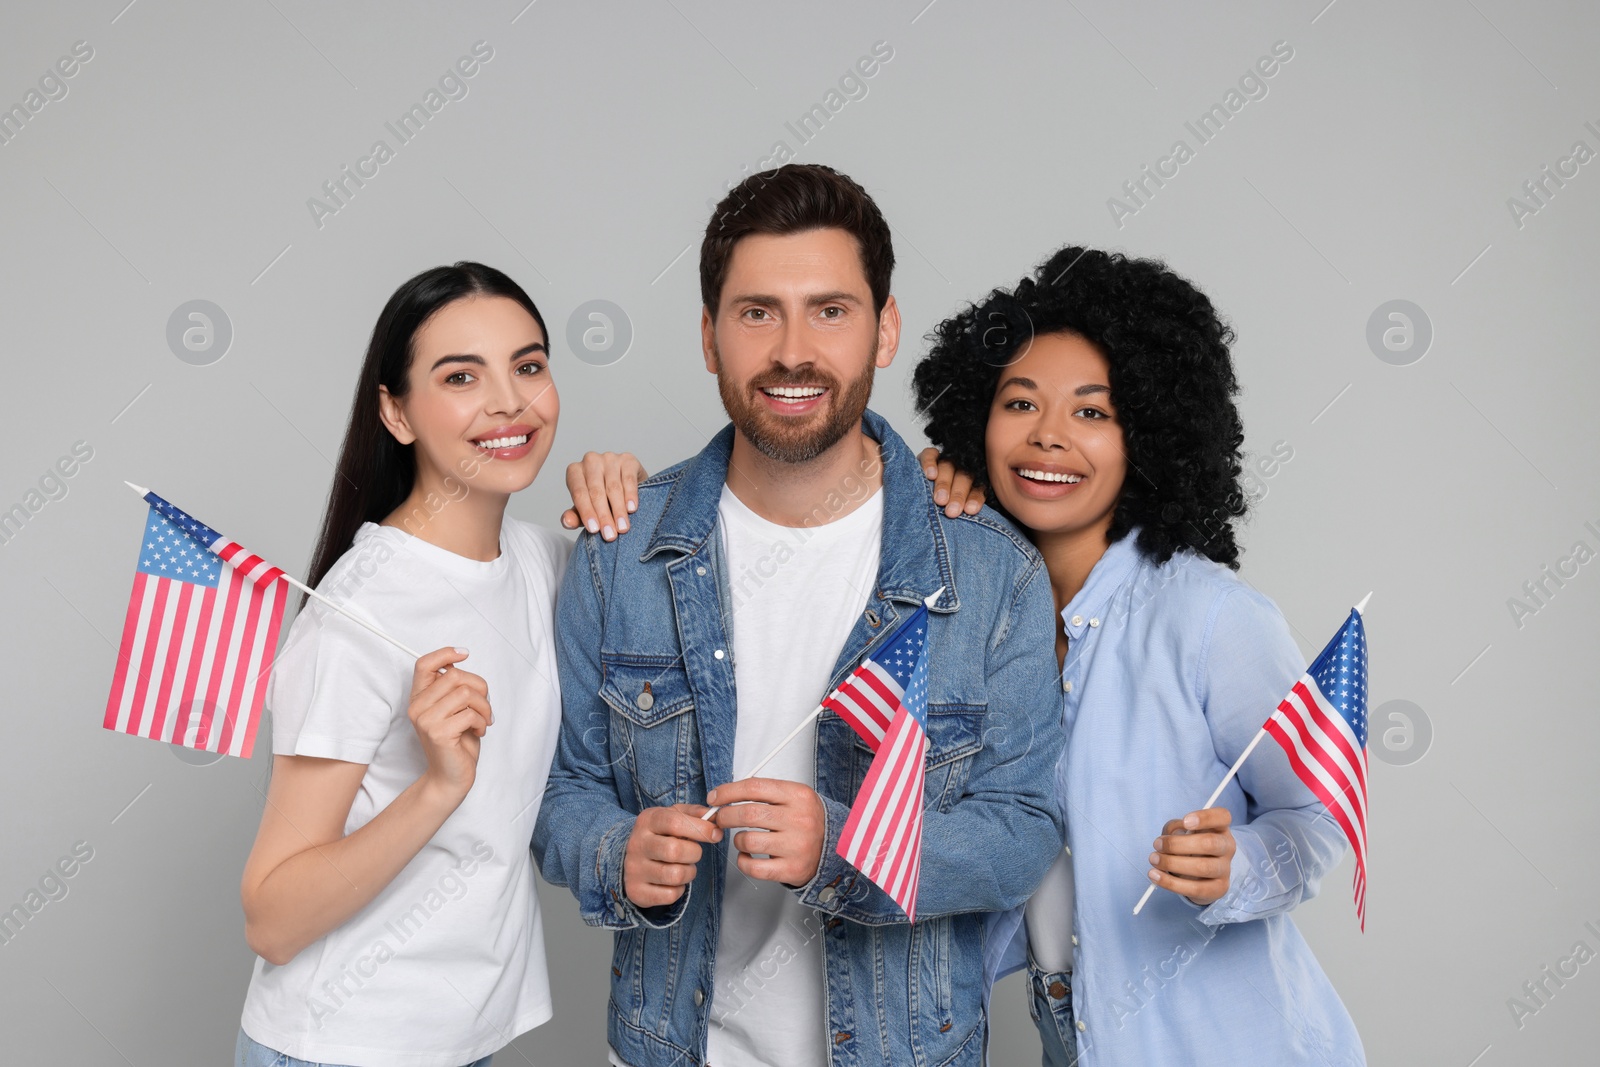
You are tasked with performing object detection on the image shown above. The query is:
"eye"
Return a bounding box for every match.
[516,360,545,376]
[444,370,476,386]
[1076,406,1111,420]
[744,307,769,321]
[1003,398,1037,412]
[821,306,844,319]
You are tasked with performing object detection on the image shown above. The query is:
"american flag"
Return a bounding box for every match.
[104,491,288,759]
[1263,608,1369,928]
[832,604,931,920]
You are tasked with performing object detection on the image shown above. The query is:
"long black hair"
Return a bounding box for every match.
[301,261,548,609]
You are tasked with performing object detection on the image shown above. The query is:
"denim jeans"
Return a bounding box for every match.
[234,1027,493,1067]
[1026,952,1079,1067]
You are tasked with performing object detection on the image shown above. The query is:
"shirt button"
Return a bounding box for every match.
[1077,1020,1087,1032]
[1088,617,1100,628]
[693,988,705,1006]
[714,649,725,660]
[1062,679,1073,694]
[696,566,707,576]
[636,690,654,710]
[818,886,836,904]
[1071,934,1079,946]
[1070,615,1084,627]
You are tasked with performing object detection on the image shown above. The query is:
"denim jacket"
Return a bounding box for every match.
[533,408,1066,1067]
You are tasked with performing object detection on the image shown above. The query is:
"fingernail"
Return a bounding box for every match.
[602,525,615,540]
[586,518,599,533]
[1153,839,1162,851]
[618,518,629,532]
[454,647,469,655]
[924,466,937,478]
[1149,869,1161,882]
[627,500,637,513]
[706,790,717,804]
[1149,852,1160,865]
[1183,814,1199,829]
[934,489,948,504]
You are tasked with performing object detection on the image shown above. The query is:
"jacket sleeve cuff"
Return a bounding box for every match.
[792,796,891,922]
[591,815,692,930]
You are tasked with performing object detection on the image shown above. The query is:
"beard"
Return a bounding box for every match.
[714,341,877,464]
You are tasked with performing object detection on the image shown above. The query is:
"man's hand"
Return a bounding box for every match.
[708,778,826,887]
[1147,807,1236,906]
[623,804,722,909]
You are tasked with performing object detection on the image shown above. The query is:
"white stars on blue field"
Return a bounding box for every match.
[875,608,930,728]
[137,506,222,587]
[147,494,222,547]
[1308,610,1368,747]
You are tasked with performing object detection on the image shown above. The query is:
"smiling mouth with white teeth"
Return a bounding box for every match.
[473,433,530,451]
[760,385,827,404]
[1016,468,1084,484]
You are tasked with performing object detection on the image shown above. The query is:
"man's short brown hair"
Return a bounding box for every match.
[700,164,895,316]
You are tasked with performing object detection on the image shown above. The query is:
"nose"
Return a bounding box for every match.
[483,368,526,419]
[1028,408,1075,453]
[476,367,540,422]
[771,318,813,373]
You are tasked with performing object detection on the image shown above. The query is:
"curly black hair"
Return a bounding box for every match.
[911,245,1248,569]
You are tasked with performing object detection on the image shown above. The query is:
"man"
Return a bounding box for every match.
[533,164,1064,1067]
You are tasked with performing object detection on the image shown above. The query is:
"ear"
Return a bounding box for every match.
[701,306,718,375]
[874,294,902,370]
[376,385,416,445]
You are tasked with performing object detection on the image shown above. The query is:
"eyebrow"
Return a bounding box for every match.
[430,341,547,372]
[997,376,1111,397]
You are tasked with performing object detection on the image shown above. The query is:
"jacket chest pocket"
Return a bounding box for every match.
[598,657,700,808]
[848,703,986,814]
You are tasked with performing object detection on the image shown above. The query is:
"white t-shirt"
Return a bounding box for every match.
[704,484,883,1067]
[1025,847,1076,973]
[240,517,572,1067]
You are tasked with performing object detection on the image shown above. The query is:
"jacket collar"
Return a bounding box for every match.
[641,408,958,612]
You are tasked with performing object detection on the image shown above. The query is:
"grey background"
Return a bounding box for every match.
[1,0,1595,1063]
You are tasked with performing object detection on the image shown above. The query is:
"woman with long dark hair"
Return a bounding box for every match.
[234,262,593,1067]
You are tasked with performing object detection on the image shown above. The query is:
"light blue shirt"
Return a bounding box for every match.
[986,531,1366,1066]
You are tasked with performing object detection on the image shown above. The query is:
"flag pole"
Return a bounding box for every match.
[1131,592,1372,916]
[125,481,424,662]
[1131,728,1267,915]
[701,586,945,822]
[698,702,829,818]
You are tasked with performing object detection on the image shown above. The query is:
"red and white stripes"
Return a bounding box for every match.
[836,705,927,920]
[1265,677,1369,928]
[104,541,286,759]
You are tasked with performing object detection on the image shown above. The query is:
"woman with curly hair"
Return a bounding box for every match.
[557,244,1364,1066]
[912,245,1363,1066]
